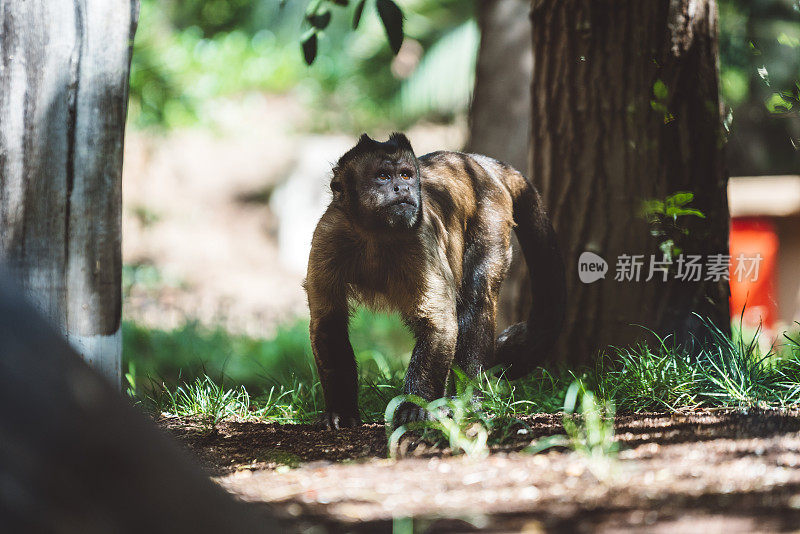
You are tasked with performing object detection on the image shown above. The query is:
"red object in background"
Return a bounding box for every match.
[729,217,779,330]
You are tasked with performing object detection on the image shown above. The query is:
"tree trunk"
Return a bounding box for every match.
[465,0,534,331]
[0,0,137,386]
[530,0,730,367]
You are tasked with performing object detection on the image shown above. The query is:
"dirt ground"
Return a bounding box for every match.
[128,98,800,531]
[160,409,800,532]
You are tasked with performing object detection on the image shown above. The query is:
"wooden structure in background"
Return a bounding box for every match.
[0,0,137,386]
[728,175,800,334]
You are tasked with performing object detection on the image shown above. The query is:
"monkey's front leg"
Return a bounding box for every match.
[396,313,458,425]
[310,312,360,429]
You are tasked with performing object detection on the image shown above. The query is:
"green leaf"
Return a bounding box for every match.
[352,0,366,29]
[376,0,404,54]
[653,79,668,100]
[332,0,350,5]
[307,8,332,30]
[640,199,665,216]
[765,92,794,114]
[650,100,667,113]
[665,206,705,219]
[666,191,694,207]
[301,30,318,65]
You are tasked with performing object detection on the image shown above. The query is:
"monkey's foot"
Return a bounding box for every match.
[392,401,431,428]
[323,411,361,430]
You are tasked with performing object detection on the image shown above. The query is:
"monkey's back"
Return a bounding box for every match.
[418,151,521,219]
[417,151,519,242]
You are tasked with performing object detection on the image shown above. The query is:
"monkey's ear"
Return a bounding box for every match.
[388,132,413,153]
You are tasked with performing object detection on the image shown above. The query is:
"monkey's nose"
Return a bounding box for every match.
[393,185,401,192]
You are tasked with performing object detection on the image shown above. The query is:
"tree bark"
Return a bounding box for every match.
[0,0,137,385]
[530,0,730,366]
[465,0,534,331]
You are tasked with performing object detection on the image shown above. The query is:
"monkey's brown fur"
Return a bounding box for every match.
[306,134,565,428]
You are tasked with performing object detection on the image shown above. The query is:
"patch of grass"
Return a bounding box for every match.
[156,376,253,431]
[589,342,702,412]
[383,369,563,458]
[128,310,410,424]
[588,317,800,412]
[527,381,617,457]
[130,314,800,454]
[526,381,618,480]
[382,370,530,457]
[694,317,782,406]
[123,309,412,395]
[385,390,491,458]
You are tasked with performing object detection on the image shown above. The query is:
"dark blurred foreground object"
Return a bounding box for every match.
[0,0,137,386]
[0,276,281,533]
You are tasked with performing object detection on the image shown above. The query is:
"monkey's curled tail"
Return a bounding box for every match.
[494,171,566,379]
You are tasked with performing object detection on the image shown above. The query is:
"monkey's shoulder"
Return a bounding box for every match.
[417,151,517,229]
[309,208,357,265]
[418,151,515,195]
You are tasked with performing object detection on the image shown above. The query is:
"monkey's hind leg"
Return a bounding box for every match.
[453,235,509,380]
[395,311,458,426]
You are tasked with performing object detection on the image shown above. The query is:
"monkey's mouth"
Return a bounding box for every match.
[382,199,420,229]
[389,198,417,208]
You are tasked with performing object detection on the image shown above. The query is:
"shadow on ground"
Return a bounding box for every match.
[160,409,800,533]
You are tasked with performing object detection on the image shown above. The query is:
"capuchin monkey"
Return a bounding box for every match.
[305,133,565,429]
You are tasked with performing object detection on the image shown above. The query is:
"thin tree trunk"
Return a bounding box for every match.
[531,0,730,366]
[0,0,137,385]
[465,0,534,331]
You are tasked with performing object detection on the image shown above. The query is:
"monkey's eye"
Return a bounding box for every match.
[377,172,390,181]
[399,171,412,180]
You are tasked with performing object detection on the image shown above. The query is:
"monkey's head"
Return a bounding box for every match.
[331,133,422,232]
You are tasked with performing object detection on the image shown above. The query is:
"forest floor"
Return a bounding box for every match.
[160,408,800,533]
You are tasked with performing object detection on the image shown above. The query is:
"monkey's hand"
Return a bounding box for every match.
[392,401,431,427]
[323,411,361,430]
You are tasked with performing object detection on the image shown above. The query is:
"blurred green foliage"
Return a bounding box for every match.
[128,0,475,131]
[719,0,800,173]
[129,0,799,162]
[122,308,413,394]
[719,0,800,110]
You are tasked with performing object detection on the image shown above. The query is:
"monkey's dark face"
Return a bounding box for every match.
[357,156,421,230]
[332,133,422,233]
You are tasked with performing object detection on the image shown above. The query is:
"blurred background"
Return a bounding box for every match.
[122,0,799,394]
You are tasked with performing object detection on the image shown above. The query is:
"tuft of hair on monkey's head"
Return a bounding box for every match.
[330,133,422,232]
